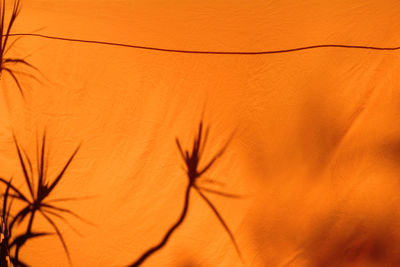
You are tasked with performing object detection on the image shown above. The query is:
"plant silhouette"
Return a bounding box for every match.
[1,179,13,266]
[129,120,244,267]
[0,0,39,98]
[0,178,43,267]
[0,131,86,266]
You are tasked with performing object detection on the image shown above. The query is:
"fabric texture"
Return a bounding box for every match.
[0,0,399,266]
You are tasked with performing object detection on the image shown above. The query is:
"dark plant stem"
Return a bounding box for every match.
[0,220,9,267]
[128,184,192,267]
[15,209,36,265]
[26,209,35,233]
[14,239,21,264]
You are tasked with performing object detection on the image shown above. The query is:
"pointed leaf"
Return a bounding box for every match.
[12,134,34,199]
[195,187,242,261]
[10,231,53,248]
[46,144,80,197]
[39,211,72,266]
[197,186,246,199]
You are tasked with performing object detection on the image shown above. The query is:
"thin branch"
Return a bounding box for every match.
[128,185,192,267]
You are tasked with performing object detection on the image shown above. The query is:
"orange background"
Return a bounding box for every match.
[1,0,400,266]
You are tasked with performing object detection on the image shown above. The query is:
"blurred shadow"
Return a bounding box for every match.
[303,215,400,266]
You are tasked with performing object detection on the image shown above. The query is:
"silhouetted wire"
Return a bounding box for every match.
[6,33,400,55]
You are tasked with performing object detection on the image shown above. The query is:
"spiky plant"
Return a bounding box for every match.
[129,120,244,267]
[0,178,40,267]
[0,0,39,98]
[0,132,85,266]
[1,179,13,267]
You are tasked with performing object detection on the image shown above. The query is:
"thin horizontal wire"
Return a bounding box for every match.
[6,33,400,55]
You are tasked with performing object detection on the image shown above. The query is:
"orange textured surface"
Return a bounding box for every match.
[0,0,400,266]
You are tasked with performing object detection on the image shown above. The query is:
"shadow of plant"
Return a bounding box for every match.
[0,0,40,98]
[0,131,89,266]
[1,179,14,266]
[128,120,244,267]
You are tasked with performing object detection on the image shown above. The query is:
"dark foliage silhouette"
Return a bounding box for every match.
[0,0,40,98]
[1,179,13,266]
[128,120,244,267]
[0,132,86,266]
